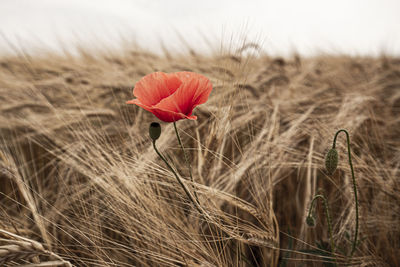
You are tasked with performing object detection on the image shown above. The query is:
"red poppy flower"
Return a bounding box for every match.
[127,71,213,122]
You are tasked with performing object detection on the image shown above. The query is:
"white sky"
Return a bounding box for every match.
[0,0,399,56]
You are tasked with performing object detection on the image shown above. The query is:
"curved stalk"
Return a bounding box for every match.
[152,140,202,215]
[332,129,359,257]
[307,194,335,254]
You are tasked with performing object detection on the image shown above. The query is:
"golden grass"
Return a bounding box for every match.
[0,229,71,266]
[0,45,399,266]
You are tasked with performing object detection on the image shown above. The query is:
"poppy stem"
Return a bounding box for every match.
[307,193,336,257]
[152,140,203,215]
[332,129,359,257]
[152,135,259,266]
[173,122,200,205]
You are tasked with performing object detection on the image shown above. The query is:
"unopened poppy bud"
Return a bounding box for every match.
[306,215,316,227]
[325,148,338,175]
[149,122,161,141]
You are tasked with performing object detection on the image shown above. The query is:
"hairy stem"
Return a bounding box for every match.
[307,194,335,255]
[153,139,252,265]
[152,140,202,215]
[332,129,359,257]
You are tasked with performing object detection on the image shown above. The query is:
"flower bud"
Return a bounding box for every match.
[325,148,338,175]
[306,215,316,227]
[149,122,161,141]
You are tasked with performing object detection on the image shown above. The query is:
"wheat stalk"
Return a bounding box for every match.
[1,47,399,266]
[0,230,71,267]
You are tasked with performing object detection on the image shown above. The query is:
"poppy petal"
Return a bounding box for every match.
[126,99,154,113]
[175,72,213,110]
[127,98,196,122]
[150,108,197,122]
[133,72,182,106]
[155,72,212,116]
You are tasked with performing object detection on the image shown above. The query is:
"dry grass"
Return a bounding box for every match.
[0,45,399,266]
[0,229,71,266]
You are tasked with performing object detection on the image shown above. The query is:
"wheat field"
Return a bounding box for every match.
[0,45,399,266]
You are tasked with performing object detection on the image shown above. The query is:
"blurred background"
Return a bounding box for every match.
[0,0,399,57]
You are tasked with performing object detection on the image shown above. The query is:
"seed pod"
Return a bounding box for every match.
[149,122,161,141]
[306,215,316,227]
[325,148,338,175]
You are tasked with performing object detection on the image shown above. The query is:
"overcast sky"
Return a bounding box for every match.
[0,0,399,56]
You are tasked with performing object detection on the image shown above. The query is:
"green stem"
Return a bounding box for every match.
[332,129,359,257]
[307,194,335,255]
[153,139,252,265]
[152,140,202,215]
[173,122,200,204]
[153,140,249,263]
